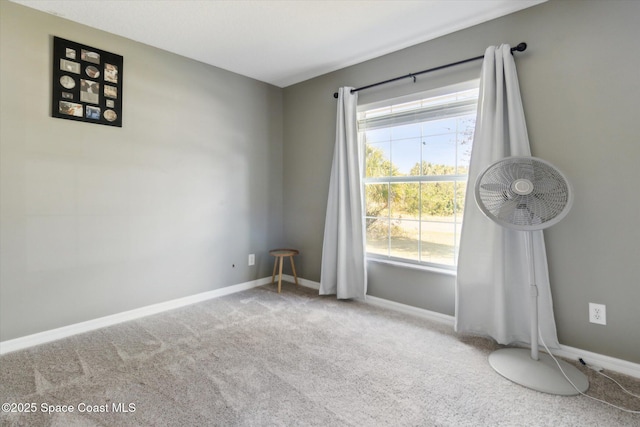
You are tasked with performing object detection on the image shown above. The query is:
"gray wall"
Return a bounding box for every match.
[0,1,284,341]
[283,0,640,364]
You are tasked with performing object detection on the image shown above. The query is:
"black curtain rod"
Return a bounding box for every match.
[333,42,527,98]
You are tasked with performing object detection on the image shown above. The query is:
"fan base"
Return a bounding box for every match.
[489,348,589,395]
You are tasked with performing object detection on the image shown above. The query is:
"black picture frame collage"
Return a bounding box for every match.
[52,36,123,127]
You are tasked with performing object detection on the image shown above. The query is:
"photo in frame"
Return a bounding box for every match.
[52,36,123,127]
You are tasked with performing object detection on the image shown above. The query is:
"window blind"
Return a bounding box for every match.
[358,98,477,131]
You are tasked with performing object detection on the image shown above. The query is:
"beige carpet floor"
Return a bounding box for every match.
[1,282,639,426]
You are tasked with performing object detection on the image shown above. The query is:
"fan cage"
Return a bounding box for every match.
[475,156,573,231]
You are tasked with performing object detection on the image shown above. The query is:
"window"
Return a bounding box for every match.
[360,83,478,269]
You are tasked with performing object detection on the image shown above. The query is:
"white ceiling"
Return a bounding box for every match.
[12,0,546,87]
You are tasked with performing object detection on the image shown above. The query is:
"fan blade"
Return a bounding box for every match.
[532,177,564,194]
[524,197,551,223]
[508,160,534,181]
[480,183,509,193]
[495,197,520,221]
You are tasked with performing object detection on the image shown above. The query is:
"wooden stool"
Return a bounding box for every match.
[269,249,299,293]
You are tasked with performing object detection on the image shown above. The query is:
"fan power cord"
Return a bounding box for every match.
[537,329,640,414]
[578,357,640,399]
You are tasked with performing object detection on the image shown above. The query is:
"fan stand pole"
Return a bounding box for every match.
[487,231,589,395]
[526,231,539,361]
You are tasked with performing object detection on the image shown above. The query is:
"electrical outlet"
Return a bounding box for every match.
[248,254,255,266]
[589,303,606,325]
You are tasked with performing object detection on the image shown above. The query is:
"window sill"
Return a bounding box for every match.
[366,257,457,277]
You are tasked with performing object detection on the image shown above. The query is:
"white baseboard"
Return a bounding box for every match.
[0,277,272,355]
[3,275,638,379]
[362,294,639,379]
[282,274,320,290]
[365,295,456,326]
[287,276,456,327]
[555,345,640,379]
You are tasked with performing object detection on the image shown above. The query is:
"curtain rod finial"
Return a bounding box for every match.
[514,42,527,52]
[333,92,339,98]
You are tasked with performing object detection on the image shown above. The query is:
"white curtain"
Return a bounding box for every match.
[319,87,367,299]
[455,45,560,349]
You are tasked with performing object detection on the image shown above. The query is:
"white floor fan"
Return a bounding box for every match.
[475,156,589,395]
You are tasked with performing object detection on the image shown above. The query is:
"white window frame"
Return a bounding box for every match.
[359,80,479,270]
